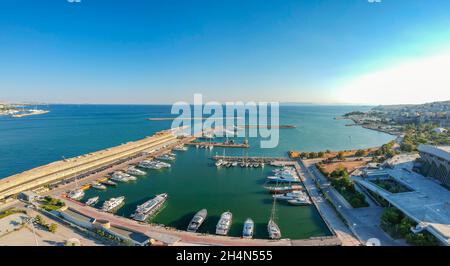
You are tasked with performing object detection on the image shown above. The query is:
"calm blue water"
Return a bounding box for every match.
[0,104,395,239]
[0,104,394,179]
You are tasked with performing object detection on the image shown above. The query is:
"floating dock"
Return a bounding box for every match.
[187,141,249,148]
[212,155,292,163]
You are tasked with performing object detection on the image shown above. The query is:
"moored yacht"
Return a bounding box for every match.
[266,175,301,183]
[187,209,208,232]
[102,196,125,213]
[272,191,307,201]
[132,193,168,222]
[268,197,281,239]
[85,196,99,206]
[156,154,176,161]
[215,160,223,167]
[264,184,302,194]
[102,180,117,186]
[127,166,146,176]
[267,219,281,239]
[242,218,254,239]
[92,183,107,190]
[68,189,84,200]
[287,197,312,206]
[173,145,188,151]
[216,211,232,236]
[111,171,131,182]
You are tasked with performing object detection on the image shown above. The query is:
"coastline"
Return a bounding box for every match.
[337,116,402,136]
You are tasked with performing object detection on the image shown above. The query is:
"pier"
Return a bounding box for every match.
[0,131,194,199]
[237,124,296,129]
[212,155,292,164]
[187,141,249,148]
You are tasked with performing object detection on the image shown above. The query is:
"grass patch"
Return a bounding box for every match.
[380,207,439,246]
[0,208,26,219]
[371,178,412,193]
[39,196,65,212]
[318,165,369,208]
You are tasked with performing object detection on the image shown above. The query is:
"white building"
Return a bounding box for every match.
[433,127,448,134]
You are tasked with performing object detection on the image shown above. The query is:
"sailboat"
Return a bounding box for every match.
[68,176,84,200]
[267,198,281,239]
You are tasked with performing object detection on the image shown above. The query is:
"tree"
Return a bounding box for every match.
[308,152,318,159]
[337,152,345,160]
[355,149,366,157]
[35,215,44,224]
[381,208,402,225]
[48,223,58,233]
[399,217,414,236]
[401,142,415,152]
[318,151,325,158]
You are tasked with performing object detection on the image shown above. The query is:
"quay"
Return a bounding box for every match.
[187,141,249,148]
[11,110,50,118]
[147,117,241,121]
[0,130,194,200]
[54,194,340,246]
[212,155,292,164]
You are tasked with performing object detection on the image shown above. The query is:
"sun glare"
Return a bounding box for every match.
[337,53,450,105]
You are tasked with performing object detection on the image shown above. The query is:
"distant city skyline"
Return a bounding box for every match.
[1,0,450,105]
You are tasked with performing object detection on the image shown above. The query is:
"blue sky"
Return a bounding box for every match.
[1,0,450,104]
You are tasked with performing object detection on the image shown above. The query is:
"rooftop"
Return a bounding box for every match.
[417,144,450,162]
[62,208,96,224]
[355,154,450,246]
[108,225,150,245]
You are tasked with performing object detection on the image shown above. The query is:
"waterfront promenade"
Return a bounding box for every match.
[59,196,341,246]
[291,160,360,246]
[301,159,400,246]
[186,141,249,148]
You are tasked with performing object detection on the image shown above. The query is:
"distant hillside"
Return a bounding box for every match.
[372,100,450,112]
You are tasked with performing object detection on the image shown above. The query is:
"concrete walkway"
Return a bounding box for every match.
[296,160,360,246]
[302,159,401,246]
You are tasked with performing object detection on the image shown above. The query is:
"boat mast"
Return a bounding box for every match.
[270,197,277,221]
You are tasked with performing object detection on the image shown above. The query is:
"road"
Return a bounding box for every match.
[302,159,402,246]
[294,160,360,246]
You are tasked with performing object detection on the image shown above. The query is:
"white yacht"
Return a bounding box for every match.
[102,196,125,213]
[242,218,254,239]
[138,160,170,169]
[267,219,281,239]
[92,183,107,190]
[187,209,208,232]
[127,166,146,176]
[287,197,312,206]
[110,171,130,182]
[266,175,301,183]
[268,198,281,239]
[173,145,188,151]
[272,191,306,201]
[156,154,176,161]
[85,196,99,206]
[68,189,84,200]
[132,193,168,222]
[216,211,233,236]
[139,160,162,169]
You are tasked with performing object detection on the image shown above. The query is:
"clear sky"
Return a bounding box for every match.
[1,0,450,104]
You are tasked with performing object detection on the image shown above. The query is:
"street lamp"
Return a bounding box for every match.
[25,217,39,246]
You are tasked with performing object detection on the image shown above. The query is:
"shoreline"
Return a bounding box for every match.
[338,116,402,136]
